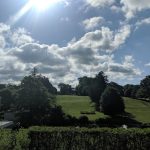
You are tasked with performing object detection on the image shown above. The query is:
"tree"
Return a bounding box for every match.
[140,75,150,98]
[124,84,140,98]
[16,74,55,125]
[136,88,147,98]
[0,88,12,110]
[58,83,73,95]
[109,82,124,96]
[76,76,92,96]
[37,75,57,94]
[88,72,108,110]
[100,87,125,116]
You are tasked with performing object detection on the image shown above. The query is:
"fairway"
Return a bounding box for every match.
[124,97,150,123]
[57,95,150,123]
[56,95,106,120]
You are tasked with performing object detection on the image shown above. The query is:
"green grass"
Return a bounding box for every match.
[56,95,106,120]
[124,97,150,123]
[57,95,150,123]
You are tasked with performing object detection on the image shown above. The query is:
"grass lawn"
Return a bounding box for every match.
[56,95,150,123]
[124,97,150,123]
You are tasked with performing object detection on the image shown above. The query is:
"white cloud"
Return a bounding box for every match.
[145,63,150,67]
[0,36,5,48]
[113,25,131,49]
[121,0,150,19]
[0,23,10,33]
[11,28,34,46]
[0,22,140,86]
[86,0,115,8]
[82,16,104,30]
[135,17,150,29]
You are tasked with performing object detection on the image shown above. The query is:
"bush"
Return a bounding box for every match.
[0,129,30,150]
[0,127,150,150]
[100,87,125,116]
[28,127,150,150]
[78,116,89,126]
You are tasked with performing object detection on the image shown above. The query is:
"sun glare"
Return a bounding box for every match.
[30,0,59,11]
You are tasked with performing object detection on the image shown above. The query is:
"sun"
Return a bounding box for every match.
[30,0,59,11]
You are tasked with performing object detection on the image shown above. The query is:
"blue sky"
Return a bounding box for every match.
[0,0,150,87]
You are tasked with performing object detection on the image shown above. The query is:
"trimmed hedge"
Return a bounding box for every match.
[0,129,29,150]
[28,127,150,150]
[0,127,150,150]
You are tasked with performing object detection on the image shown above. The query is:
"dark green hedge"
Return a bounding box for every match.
[0,129,30,150]
[29,127,150,150]
[0,127,150,150]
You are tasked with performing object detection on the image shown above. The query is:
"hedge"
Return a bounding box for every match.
[0,129,29,150]
[0,127,150,150]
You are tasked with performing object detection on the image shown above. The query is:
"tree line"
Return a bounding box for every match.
[0,68,150,127]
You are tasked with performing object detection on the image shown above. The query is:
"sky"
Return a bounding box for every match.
[0,0,150,87]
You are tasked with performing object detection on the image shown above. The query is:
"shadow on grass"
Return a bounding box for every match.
[95,112,142,128]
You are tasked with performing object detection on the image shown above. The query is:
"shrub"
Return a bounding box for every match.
[0,127,150,150]
[100,87,125,116]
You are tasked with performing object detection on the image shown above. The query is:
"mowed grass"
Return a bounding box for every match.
[56,95,106,120]
[56,95,150,123]
[124,97,150,123]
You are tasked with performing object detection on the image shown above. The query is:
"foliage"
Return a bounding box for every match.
[28,127,150,150]
[76,76,92,96]
[0,129,29,150]
[16,74,55,126]
[17,75,53,110]
[139,75,150,98]
[109,82,124,96]
[37,75,57,94]
[58,83,74,95]
[123,84,140,98]
[0,87,18,111]
[88,72,108,110]
[100,87,125,116]
[0,127,150,150]
[0,84,6,90]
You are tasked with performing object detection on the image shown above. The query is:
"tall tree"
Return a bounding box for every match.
[100,87,125,116]
[89,71,108,110]
[76,76,92,96]
[16,74,55,125]
[140,75,150,98]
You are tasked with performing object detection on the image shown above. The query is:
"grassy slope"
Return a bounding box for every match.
[124,97,150,123]
[56,95,150,123]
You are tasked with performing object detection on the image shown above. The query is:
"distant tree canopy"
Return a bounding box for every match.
[100,87,125,116]
[108,82,124,96]
[76,76,92,96]
[139,75,150,98]
[58,83,74,95]
[0,84,6,90]
[123,84,140,98]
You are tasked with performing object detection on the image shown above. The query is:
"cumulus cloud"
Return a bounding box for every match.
[82,16,105,30]
[0,36,5,48]
[10,43,66,66]
[0,22,140,86]
[135,17,150,29]
[66,24,131,57]
[120,0,150,19]
[86,0,115,8]
[11,28,34,46]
